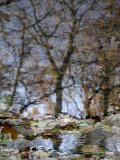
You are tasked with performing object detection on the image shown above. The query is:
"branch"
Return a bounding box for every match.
[22,81,75,109]
[78,0,96,22]
[0,0,18,7]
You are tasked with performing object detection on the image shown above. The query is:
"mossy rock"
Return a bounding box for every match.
[81,145,105,155]
[94,122,102,129]
[79,125,94,134]
[77,120,93,127]
[102,125,112,132]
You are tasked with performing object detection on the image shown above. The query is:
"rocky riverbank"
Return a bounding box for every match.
[0,113,120,160]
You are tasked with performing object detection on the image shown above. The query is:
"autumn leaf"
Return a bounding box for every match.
[1,125,20,140]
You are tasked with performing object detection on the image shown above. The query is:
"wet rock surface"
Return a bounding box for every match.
[0,113,120,159]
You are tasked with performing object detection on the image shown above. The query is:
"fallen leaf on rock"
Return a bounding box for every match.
[1,125,20,140]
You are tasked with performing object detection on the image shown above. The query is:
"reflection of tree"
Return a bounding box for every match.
[11,30,25,102]
[20,0,96,116]
[0,0,17,7]
[81,5,120,117]
[1,0,120,118]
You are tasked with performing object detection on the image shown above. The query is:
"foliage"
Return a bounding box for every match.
[5,96,13,106]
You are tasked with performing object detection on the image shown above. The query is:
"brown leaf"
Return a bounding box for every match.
[1,125,20,140]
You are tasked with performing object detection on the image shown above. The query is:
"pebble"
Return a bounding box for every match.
[105,151,114,155]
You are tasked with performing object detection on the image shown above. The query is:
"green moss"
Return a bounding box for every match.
[5,96,13,106]
[0,134,8,143]
[77,121,92,127]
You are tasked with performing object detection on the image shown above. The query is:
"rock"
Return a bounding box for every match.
[107,107,114,113]
[0,103,8,111]
[9,104,23,114]
[106,114,120,127]
[76,120,94,127]
[115,106,120,111]
[112,126,120,134]
[92,155,101,160]
[94,122,102,128]
[118,94,120,99]
[49,150,59,158]
[115,143,120,152]
[29,137,53,151]
[58,114,79,124]
[9,156,19,160]
[63,154,87,160]
[102,125,112,132]
[81,145,105,155]
[32,150,49,159]
[105,151,114,156]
